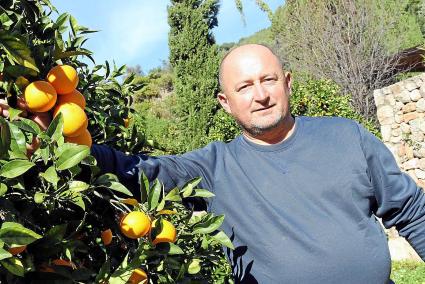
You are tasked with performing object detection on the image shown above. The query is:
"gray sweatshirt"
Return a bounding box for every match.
[92,116,425,283]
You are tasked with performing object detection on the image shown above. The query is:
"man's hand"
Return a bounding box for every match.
[0,97,52,157]
[0,97,28,118]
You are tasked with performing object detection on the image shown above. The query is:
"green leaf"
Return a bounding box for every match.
[94,173,118,184]
[148,179,162,210]
[34,192,47,204]
[7,107,22,121]
[187,258,201,274]
[94,259,111,284]
[68,180,89,192]
[39,166,59,187]
[192,189,215,198]
[60,190,85,210]
[0,222,42,246]
[45,224,67,243]
[211,231,235,249]
[164,187,182,202]
[56,145,90,170]
[101,181,132,196]
[12,118,41,135]
[0,31,39,73]
[3,64,38,77]
[139,171,149,203]
[0,183,7,197]
[55,13,69,31]
[109,253,132,284]
[0,160,35,178]
[69,15,79,36]
[9,123,27,157]
[156,243,184,255]
[0,117,11,159]
[0,257,25,276]
[0,247,12,261]
[45,113,63,141]
[54,49,92,60]
[181,177,201,198]
[192,215,225,235]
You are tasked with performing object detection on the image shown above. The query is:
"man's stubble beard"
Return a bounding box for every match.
[236,112,286,137]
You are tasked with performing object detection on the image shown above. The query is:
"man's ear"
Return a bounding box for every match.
[217,92,231,114]
[285,71,292,92]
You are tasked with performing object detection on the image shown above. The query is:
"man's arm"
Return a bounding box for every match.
[91,143,220,200]
[358,124,425,260]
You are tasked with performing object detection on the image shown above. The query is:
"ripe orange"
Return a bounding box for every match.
[57,89,86,109]
[8,245,26,255]
[24,81,57,112]
[101,229,113,246]
[46,65,79,94]
[128,268,148,284]
[120,211,151,239]
[151,219,177,245]
[65,128,92,147]
[53,102,88,137]
[52,258,75,268]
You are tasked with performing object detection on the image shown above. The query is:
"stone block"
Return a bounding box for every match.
[402,102,416,113]
[410,89,422,101]
[400,123,411,134]
[381,125,392,142]
[389,83,403,94]
[405,81,418,92]
[404,158,419,170]
[416,98,425,112]
[403,112,418,123]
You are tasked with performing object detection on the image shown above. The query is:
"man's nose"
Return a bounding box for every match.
[253,82,269,101]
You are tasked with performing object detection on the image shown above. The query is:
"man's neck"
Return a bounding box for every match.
[243,115,296,145]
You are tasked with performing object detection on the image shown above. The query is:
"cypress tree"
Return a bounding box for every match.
[168,0,221,152]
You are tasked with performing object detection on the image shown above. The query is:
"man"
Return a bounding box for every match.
[92,44,425,282]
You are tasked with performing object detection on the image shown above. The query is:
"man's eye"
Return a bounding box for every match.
[238,85,249,91]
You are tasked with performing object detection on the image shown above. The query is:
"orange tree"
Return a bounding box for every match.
[0,0,233,283]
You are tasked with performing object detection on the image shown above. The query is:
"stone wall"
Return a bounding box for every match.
[374,72,425,261]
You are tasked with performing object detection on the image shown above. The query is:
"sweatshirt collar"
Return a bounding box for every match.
[239,116,302,152]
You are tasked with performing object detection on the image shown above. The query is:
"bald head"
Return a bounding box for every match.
[218,44,283,93]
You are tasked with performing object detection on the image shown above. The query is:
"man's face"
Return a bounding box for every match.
[218,45,292,137]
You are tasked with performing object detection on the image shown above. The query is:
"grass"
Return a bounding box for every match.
[391,260,425,284]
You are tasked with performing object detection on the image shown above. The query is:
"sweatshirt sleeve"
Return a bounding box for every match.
[357,124,425,260]
[90,144,219,199]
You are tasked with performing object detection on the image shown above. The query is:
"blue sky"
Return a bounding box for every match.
[53,0,282,73]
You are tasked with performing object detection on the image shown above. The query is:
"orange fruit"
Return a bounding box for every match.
[38,264,55,273]
[24,81,57,112]
[101,229,113,246]
[52,258,74,268]
[151,219,176,245]
[65,128,92,147]
[46,65,79,94]
[53,102,88,137]
[8,245,26,255]
[120,211,151,239]
[128,268,148,284]
[57,89,86,109]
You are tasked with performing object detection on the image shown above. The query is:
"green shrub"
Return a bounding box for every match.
[291,77,380,137]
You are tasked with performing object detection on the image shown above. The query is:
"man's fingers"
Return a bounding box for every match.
[30,112,52,131]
